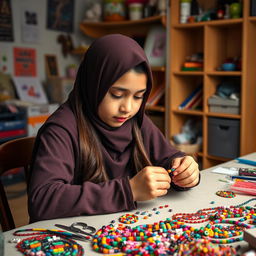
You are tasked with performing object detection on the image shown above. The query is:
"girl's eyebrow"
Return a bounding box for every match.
[111,86,147,93]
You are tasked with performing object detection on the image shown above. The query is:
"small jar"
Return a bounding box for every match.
[129,3,143,20]
[103,0,126,21]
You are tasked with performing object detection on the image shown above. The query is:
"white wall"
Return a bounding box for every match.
[0,0,92,81]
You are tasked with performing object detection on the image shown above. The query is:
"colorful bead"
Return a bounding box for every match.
[118,213,138,224]
[216,191,236,198]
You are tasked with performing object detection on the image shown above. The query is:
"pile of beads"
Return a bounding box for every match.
[91,202,256,255]
[177,239,237,256]
[119,214,138,224]
[216,190,236,198]
[16,234,84,256]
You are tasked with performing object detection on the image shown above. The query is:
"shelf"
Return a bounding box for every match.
[197,152,203,157]
[249,17,256,22]
[206,112,241,119]
[206,154,231,162]
[80,15,166,38]
[172,109,203,116]
[151,66,166,72]
[173,71,204,76]
[71,47,88,55]
[169,0,256,169]
[146,105,165,113]
[207,71,242,76]
[172,18,243,28]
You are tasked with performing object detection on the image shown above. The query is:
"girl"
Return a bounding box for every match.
[28,34,199,222]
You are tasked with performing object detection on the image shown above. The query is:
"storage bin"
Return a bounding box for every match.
[208,117,240,158]
[208,95,240,114]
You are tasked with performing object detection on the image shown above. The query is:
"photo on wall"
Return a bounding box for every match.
[46,0,74,32]
[44,54,59,78]
[0,0,14,41]
[21,7,40,43]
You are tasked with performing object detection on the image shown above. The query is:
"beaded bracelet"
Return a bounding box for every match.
[16,234,84,256]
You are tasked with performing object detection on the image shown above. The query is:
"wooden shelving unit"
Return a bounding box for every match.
[80,15,167,133]
[168,0,256,168]
[80,15,166,38]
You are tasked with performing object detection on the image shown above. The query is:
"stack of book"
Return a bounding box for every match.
[178,86,203,110]
[181,61,203,71]
[146,84,165,107]
[0,107,27,143]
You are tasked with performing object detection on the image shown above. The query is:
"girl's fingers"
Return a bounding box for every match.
[155,173,171,183]
[173,163,196,181]
[157,181,171,190]
[172,157,182,169]
[156,189,168,197]
[175,175,199,187]
[173,159,193,177]
[174,169,199,187]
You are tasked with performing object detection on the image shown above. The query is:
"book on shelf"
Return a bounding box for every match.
[146,84,165,106]
[0,128,26,139]
[179,86,203,110]
[184,90,203,110]
[0,119,26,131]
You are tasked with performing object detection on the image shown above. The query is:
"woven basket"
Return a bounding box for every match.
[171,140,201,155]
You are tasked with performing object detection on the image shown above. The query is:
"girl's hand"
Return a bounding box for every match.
[129,166,171,201]
[171,156,199,188]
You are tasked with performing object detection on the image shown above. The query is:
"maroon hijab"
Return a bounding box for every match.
[70,34,153,155]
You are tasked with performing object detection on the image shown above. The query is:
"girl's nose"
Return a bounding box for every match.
[120,98,132,113]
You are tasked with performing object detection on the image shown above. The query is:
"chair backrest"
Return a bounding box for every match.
[0,136,35,231]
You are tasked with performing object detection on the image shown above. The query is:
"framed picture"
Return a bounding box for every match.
[45,54,59,78]
[144,25,166,67]
[46,0,74,32]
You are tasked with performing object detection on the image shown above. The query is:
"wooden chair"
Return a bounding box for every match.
[0,136,35,231]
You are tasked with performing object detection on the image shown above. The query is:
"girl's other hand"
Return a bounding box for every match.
[171,156,199,188]
[129,166,171,201]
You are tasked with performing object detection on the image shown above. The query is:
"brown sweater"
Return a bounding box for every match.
[28,101,185,222]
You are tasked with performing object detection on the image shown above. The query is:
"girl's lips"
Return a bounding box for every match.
[114,117,128,122]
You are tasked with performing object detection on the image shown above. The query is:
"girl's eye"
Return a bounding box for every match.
[110,93,122,99]
[134,95,144,100]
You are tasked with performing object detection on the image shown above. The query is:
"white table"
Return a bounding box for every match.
[4,153,256,255]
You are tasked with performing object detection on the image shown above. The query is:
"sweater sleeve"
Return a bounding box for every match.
[140,116,202,191]
[28,125,136,222]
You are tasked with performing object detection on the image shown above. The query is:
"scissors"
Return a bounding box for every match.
[55,222,96,240]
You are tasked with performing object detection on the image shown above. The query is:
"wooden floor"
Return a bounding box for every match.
[4,181,29,228]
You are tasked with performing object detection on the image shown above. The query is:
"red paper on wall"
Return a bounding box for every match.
[14,47,36,76]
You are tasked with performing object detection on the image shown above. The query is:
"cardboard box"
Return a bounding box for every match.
[26,103,59,136]
[208,95,240,114]
[5,100,59,137]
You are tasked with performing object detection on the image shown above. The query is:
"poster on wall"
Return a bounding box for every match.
[13,76,48,104]
[21,7,40,43]
[0,0,14,41]
[13,47,37,77]
[46,0,74,32]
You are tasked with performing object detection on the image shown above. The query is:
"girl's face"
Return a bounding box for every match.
[98,70,147,127]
